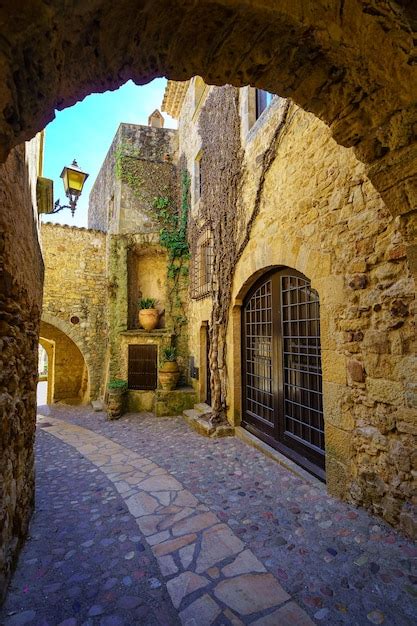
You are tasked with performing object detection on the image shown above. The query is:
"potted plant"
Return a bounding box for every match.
[158,346,180,391]
[107,378,128,420]
[138,297,159,331]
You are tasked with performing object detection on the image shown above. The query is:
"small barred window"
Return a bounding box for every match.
[191,228,213,300]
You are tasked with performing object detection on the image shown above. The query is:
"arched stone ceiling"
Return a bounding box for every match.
[0,0,416,216]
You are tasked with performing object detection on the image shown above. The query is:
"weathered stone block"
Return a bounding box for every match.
[321,350,346,385]
[388,440,411,472]
[326,456,349,499]
[355,426,387,453]
[325,423,351,462]
[367,378,404,405]
[127,390,155,413]
[347,359,365,383]
[348,274,368,289]
[399,503,417,539]
[155,388,197,417]
[363,330,390,354]
[322,382,354,431]
[314,276,345,307]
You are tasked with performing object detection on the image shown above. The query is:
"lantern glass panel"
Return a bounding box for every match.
[67,169,86,194]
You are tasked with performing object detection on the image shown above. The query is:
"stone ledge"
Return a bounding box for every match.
[41,221,105,234]
[183,409,234,438]
[120,329,174,337]
[155,388,197,417]
[235,427,324,488]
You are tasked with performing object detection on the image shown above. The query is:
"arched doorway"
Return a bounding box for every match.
[242,268,325,480]
[37,340,53,405]
[40,321,89,405]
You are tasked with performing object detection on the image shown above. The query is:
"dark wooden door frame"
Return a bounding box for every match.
[205,324,212,406]
[241,268,326,481]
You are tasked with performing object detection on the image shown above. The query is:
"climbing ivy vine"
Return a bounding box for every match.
[197,86,291,424]
[151,170,190,343]
[114,143,143,197]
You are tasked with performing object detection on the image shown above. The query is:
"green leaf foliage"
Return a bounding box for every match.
[138,297,157,309]
[108,378,128,391]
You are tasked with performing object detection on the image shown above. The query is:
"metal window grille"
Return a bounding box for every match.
[191,228,213,300]
[128,344,157,390]
[244,279,274,425]
[281,275,324,454]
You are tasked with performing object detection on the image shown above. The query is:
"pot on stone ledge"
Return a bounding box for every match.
[138,308,159,331]
[159,361,180,391]
[107,379,128,420]
[138,297,159,331]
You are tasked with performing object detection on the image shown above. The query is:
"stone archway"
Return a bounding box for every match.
[0,1,416,226]
[40,317,90,404]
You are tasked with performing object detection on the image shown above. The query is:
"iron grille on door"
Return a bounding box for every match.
[128,344,157,390]
[281,275,324,455]
[242,269,325,479]
[243,279,274,432]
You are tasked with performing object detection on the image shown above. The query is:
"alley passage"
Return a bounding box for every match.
[1,407,416,625]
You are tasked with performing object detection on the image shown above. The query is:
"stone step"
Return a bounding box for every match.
[183,408,234,439]
[194,402,212,415]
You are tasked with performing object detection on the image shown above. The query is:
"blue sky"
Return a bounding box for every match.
[42,78,176,228]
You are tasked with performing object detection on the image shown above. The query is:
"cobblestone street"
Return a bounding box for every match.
[1,406,416,625]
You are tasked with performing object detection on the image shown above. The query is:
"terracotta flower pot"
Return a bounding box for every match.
[138,308,159,331]
[107,388,127,420]
[158,361,180,391]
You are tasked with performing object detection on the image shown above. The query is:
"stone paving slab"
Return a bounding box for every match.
[28,415,309,625]
[2,405,417,626]
[0,427,179,625]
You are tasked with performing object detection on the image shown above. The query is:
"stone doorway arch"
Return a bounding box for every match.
[0,1,416,227]
[241,267,325,480]
[40,319,90,404]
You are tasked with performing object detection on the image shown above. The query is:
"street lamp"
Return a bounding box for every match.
[52,160,89,217]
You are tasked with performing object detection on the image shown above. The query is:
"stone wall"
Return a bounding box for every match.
[182,84,416,535]
[41,223,107,400]
[0,140,43,601]
[177,78,213,398]
[234,98,416,534]
[89,123,178,234]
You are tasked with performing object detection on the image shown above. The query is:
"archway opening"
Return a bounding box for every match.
[37,343,49,406]
[1,2,416,221]
[40,321,89,405]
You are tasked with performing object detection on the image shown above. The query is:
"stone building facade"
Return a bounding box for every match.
[41,120,195,415]
[162,78,417,537]
[89,122,193,413]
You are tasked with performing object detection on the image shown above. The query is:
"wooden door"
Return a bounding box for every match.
[242,269,325,479]
[128,344,157,390]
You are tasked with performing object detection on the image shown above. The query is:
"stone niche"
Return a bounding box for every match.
[127,243,167,330]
